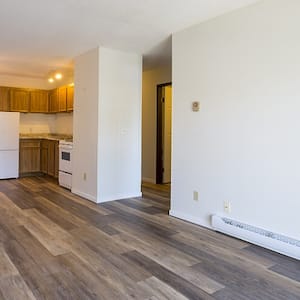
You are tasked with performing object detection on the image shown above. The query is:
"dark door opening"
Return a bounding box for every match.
[156,82,172,184]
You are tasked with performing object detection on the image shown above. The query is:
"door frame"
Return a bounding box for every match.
[156,82,172,184]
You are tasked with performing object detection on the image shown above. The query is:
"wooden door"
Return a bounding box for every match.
[0,87,10,111]
[10,88,30,112]
[58,86,67,112]
[40,140,49,174]
[67,86,74,112]
[162,86,172,183]
[54,141,59,178]
[47,140,56,177]
[49,89,59,112]
[19,140,41,174]
[30,90,49,112]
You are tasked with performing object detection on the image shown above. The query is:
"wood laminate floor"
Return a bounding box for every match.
[0,177,299,300]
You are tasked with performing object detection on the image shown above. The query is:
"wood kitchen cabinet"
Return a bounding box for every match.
[30,90,49,113]
[58,86,67,112]
[40,139,59,178]
[10,88,30,112]
[40,140,49,174]
[49,89,59,112]
[66,85,74,111]
[0,85,74,113]
[0,87,10,111]
[49,88,67,113]
[19,140,41,175]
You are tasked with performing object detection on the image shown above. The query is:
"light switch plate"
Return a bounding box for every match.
[192,101,200,112]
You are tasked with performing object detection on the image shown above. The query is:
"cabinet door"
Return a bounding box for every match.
[47,141,56,177]
[67,86,74,112]
[40,140,49,174]
[30,90,49,113]
[0,87,10,111]
[54,141,59,178]
[58,86,67,112]
[19,140,41,174]
[49,89,59,112]
[10,88,30,112]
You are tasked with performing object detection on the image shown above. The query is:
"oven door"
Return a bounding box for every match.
[59,146,72,174]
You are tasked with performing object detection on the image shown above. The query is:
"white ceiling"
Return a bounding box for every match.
[0,0,258,79]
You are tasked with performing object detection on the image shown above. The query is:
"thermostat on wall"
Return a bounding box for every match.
[192,101,200,112]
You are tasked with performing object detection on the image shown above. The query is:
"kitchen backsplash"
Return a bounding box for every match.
[20,112,73,135]
[55,113,73,135]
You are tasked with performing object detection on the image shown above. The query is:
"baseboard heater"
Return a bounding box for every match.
[211,215,300,260]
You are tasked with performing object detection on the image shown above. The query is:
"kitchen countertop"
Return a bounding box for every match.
[19,133,73,142]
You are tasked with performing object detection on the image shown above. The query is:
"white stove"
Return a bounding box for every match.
[58,140,73,189]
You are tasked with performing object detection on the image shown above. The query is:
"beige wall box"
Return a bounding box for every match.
[192,101,200,112]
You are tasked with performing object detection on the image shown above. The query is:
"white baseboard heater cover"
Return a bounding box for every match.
[211,215,300,260]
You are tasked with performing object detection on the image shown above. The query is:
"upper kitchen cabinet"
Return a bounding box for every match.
[10,88,30,112]
[49,87,67,113]
[49,89,59,112]
[0,84,74,113]
[30,90,49,113]
[67,85,74,112]
[0,87,10,111]
[58,86,67,112]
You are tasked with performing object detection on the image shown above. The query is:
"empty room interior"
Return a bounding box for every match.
[0,0,299,299]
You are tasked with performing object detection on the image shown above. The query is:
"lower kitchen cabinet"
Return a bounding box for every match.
[40,139,59,178]
[41,140,49,174]
[19,140,41,175]
[20,139,59,178]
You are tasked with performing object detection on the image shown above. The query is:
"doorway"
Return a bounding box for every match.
[156,83,172,184]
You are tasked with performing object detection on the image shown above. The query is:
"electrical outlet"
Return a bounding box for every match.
[193,191,199,201]
[224,201,231,213]
[83,173,87,181]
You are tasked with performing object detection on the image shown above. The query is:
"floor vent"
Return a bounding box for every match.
[211,215,300,260]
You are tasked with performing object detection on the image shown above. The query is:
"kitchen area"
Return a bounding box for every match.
[0,83,74,189]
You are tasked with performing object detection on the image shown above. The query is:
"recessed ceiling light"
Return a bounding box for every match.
[48,78,54,83]
[55,73,62,80]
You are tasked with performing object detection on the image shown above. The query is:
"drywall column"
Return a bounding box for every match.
[171,0,300,241]
[73,47,142,203]
[97,47,142,202]
[72,48,99,202]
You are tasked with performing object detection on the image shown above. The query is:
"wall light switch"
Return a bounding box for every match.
[193,191,199,201]
[224,201,231,213]
[192,101,200,112]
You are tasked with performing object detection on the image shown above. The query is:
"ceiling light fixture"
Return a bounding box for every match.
[47,71,64,83]
[55,73,62,80]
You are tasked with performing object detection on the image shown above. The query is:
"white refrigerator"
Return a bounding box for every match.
[0,112,20,179]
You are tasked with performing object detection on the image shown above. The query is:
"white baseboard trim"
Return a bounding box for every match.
[71,189,98,203]
[142,177,156,184]
[98,192,143,203]
[169,210,213,230]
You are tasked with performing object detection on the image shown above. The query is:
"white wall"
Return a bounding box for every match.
[72,48,99,202]
[0,74,50,89]
[0,72,73,89]
[142,66,171,183]
[98,47,142,202]
[20,113,56,134]
[73,47,142,203]
[55,113,73,135]
[171,0,300,241]
[19,113,73,135]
